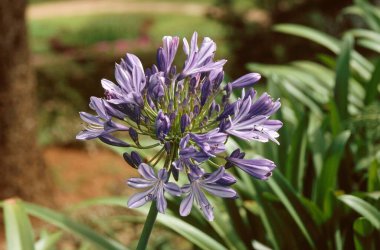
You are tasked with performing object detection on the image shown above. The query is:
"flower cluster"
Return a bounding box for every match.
[77,32,282,221]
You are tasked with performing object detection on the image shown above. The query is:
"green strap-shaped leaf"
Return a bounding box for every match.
[348,29,380,43]
[334,35,352,121]
[364,59,380,105]
[357,39,380,53]
[250,181,282,250]
[268,172,320,249]
[3,199,35,250]
[315,131,351,209]
[285,110,308,191]
[23,202,128,250]
[71,197,228,250]
[355,0,380,32]
[274,24,372,79]
[338,195,380,229]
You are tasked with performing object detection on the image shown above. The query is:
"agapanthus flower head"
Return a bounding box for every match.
[77,32,282,220]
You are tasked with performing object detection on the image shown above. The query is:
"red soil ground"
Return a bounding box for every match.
[0,146,137,249]
[43,146,136,205]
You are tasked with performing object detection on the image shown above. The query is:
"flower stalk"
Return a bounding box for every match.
[136,201,158,250]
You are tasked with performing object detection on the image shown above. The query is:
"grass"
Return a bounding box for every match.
[29,13,225,54]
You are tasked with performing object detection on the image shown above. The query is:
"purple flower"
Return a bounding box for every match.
[101,53,146,106]
[180,167,237,221]
[127,163,181,213]
[226,157,276,180]
[77,32,282,220]
[182,32,227,76]
[157,36,179,74]
[173,135,206,176]
[190,129,227,157]
[155,110,171,140]
[180,114,191,133]
[76,97,129,145]
[223,93,282,144]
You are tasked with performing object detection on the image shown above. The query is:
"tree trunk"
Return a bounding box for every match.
[0,0,52,204]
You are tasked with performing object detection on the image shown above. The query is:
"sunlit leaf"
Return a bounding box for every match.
[24,202,128,250]
[3,199,35,250]
[338,195,380,229]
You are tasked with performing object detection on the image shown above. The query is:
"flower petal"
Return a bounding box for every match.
[156,187,167,213]
[204,167,225,183]
[138,163,157,180]
[127,188,153,208]
[164,182,181,196]
[201,184,237,198]
[127,178,154,189]
[180,193,194,216]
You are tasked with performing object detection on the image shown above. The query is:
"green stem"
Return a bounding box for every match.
[136,201,158,250]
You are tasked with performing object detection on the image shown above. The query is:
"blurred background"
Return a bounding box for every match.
[1,0,380,249]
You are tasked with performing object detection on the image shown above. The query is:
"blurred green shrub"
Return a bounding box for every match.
[208,0,352,77]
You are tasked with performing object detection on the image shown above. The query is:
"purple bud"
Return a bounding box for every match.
[230,73,261,89]
[156,48,165,72]
[180,114,191,133]
[219,119,228,132]
[99,134,130,147]
[155,110,171,140]
[225,83,232,97]
[222,94,228,104]
[169,112,176,123]
[123,152,136,168]
[189,76,198,93]
[201,79,211,106]
[213,71,224,90]
[170,65,176,76]
[131,151,143,166]
[129,127,139,145]
[123,151,142,169]
[215,104,220,113]
[208,101,216,117]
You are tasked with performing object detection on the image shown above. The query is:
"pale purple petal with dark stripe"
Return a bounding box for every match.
[156,187,167,213]
[180,192,194,216]
[127,188,154,208]
[127,178,155,189]
[200,184,237,198]
[164,182,181,196]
